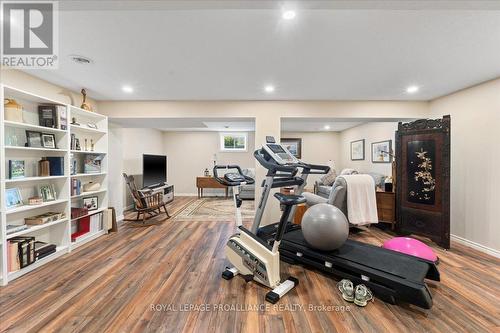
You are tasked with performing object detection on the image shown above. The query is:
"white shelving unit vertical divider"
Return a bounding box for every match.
[0,85,109,285]
[64,104,72,253]
[1,84,8,286]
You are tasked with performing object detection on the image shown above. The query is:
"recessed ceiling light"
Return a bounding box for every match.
[264,85,275,93]
[122,85,134,93]
[406,85,419,94]
[324,125,331,130]
[282,10,296,20]
[69,55,93,65]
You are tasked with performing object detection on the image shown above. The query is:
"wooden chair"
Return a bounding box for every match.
[123,173,170,223]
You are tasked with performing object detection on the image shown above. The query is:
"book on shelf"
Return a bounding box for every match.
[70,153,77,175]
[8,160,25,179]
[9,236,35,269]
[71,216,90,242]
[71,207,88,219]
[7,240,21,272]
[71,178,82,196]
[57,105,67,130]
[90,212,103,233]
[25,212,65,225]
[34,241,57,260]
[84,155,102,173]
[6,224,29,234]
[46,156,64,176]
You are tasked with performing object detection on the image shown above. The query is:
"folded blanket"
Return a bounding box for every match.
[339,175,378,226]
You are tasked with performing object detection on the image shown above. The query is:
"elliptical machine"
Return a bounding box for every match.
[213,164,305,303]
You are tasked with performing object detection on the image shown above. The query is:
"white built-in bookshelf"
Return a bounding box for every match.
[0,84,109,286]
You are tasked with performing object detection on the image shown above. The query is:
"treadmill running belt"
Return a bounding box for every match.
[283,230,429,281]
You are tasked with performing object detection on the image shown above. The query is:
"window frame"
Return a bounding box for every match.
[219,132,248,152]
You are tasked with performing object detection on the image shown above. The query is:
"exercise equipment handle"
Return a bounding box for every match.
[299,163,330,175]
[213,165,255,186]
[254,149,298,176]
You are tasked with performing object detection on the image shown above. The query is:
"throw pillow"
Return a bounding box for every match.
[320,168,337,186]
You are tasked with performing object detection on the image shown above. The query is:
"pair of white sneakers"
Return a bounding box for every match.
[337,279,374,307]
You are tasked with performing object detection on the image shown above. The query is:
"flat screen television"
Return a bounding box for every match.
[143,154,167,188]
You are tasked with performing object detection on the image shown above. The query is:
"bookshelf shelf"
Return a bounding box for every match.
[1,84,109,286]
[70,150,107,155]
[7,246,69,281]
[5,146,67,153]
[5,199,68,215]
[71,189,107,199]
[70,124,107,135]
[72,229,106,249]
[71,172,107,178]
[4,120,68,134]
[6,218,68,239]
[71,207,107,221]
[5,175,67,183]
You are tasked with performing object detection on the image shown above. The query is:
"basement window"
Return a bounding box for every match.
[220,132,248,152]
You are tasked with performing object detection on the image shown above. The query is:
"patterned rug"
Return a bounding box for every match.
[174,198,255,220]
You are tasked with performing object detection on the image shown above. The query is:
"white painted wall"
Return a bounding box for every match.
[108,127,165,215]
[1,68,97,109]
[339,122,398,177]
[281,131,340,189]
[429,79,500,253]
[163,131,255,195]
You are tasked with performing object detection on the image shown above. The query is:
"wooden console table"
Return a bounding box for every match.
[196,176,228,198]
[376,190,396,230]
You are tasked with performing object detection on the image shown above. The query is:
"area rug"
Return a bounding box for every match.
[174,198,255,220]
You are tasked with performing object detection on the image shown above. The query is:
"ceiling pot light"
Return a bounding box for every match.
[406,85,419,94]
[69,55,93,65]
[122,85,134,93]
[264,85,275,93]
[282,10,296,20]
[324,125,331,130]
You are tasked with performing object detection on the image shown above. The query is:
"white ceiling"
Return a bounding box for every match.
[23,1,500,101]
[110,117,411,132]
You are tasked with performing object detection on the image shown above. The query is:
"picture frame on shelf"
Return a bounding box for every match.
[281,138,302,159]
[351,139,365,161]
[41,133,57,149]
[5,188,23,209]
[26,130,43,147]
[8,160,25,179]
[39,184,57,202]
[83,196,98,211]
[38,105,57,128]
[372,140,393,163]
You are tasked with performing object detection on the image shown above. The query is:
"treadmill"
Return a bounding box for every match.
[252,137,440,309]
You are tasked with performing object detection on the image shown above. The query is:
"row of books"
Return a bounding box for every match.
[71,178,83,196]
[71,212,103,242]
[7,236,57,272]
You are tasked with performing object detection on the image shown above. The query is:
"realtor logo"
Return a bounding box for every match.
[1,1,58,68]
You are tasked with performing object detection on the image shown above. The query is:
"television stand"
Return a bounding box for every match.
[140,184,174,205]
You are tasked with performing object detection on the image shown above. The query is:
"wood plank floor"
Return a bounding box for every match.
[1,196,499,333]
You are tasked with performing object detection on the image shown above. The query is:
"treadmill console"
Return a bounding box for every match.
[263,142,299,165]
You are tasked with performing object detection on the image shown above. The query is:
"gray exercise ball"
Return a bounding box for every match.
[301,203,349,251]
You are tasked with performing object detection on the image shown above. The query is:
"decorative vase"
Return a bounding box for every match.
[4,99,24,123]
[39,158,50,177]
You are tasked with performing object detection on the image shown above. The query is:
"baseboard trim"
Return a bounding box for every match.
[176,193,199,197]
[116,214,124,222]
[451,234,500,258]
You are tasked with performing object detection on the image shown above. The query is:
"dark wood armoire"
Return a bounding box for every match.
[395,116,451,248]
